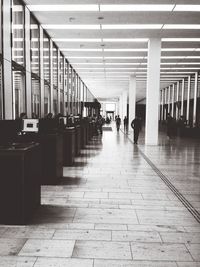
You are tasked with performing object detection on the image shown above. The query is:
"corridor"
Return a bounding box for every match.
[0,127,200,267]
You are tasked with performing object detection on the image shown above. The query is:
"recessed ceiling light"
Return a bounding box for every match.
[174,5,200,12]
[53,38,101,42]
[100,4,175,12]
[104,48,147,52]
[103,38,148,42]
[98,16,104,20]
[163,24,200,29]
[62,48,102,51]
[162,38,200,42]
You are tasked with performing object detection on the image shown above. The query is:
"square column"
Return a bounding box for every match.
[128,75,136,129]
[122,90,128,120]
[145,38,161,145]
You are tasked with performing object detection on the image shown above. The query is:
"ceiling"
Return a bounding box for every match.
[23,0,200,101]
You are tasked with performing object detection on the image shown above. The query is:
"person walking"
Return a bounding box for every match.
[123,116,128,132]
[116,115,121,132]
[131,116,141,144]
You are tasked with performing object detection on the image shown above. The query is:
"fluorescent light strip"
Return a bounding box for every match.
[174,5,200,12]
[104,49,147,52]
[62,49,102,52]
[103,38,148,42]
[163,24,200,29]
[42,25,100,30]
[162,38,200,42]
[100,5,175,12]
[73,63,142,65]
[27,5,99,11]
[102,24,162,29]
[53,38,101,42]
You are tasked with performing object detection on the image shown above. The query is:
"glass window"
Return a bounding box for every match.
[44,83,50,116]
[0,0,2,54]
[0,63,3,119]
[65,61,69,115]
[68,66,72,115]
[13,70,25,118]
[43,32,50,116]
[53,45,58,114]
[31,77,40,118]
[12,0,25,66]
[0,0,2,119]
[43,32,50,82]
[59,53,64,114]
[30,16,40,76]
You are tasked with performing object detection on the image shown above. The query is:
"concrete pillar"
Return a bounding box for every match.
[193,72,198,126]
[128,75,136,129]
[122,90,128,120]
[145,38,161,145]
[176,82,179,119]
[186,76,191,123]
[181,79,184,116]
[171,84,175,118]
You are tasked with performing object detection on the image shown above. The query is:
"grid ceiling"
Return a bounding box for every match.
[24,0,200,101]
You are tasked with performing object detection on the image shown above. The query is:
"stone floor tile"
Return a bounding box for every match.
[177,263,200,267]
[2,227,55,239]
[72,240,132,260]
[160,232,200,243]
[128,224,185,233]
[84,192,108,199]
[0,256,36,267]
[95,224,127,231]
[94,259,178,267]
[130,242,193,261]
[0,238,27,256]
[19,239,75,258]
[73,208,138,224]
[185,243,200,261]
[53,229,111,241]
[136,210,200,226]
[34,257,93,267]
[112,230,162,242]
[109,193,143,200]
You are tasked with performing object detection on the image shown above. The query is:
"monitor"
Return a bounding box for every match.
[22,119,39,133]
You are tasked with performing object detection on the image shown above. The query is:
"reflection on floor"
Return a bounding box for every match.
[0,126,200,267]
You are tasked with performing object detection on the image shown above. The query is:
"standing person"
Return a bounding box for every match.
[131,116,141,144]
[166,113,174,139]
[116,115,121,131]
[123,116,128,132]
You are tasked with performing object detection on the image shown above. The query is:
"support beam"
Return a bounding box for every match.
[171,84,175,118]
[145,38,161,145]
[50,40,53,114]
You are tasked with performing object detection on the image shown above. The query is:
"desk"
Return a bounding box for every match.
[0,143,41,225]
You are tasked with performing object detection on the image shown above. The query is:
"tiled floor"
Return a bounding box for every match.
[0,125,200,267]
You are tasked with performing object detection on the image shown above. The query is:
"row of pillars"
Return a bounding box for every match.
[160,73,198,127]
[118,38,161,146]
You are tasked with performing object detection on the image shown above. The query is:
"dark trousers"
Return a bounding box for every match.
[134,129,140,144]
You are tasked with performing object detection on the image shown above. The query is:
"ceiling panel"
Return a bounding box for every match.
[23,0,200,101]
